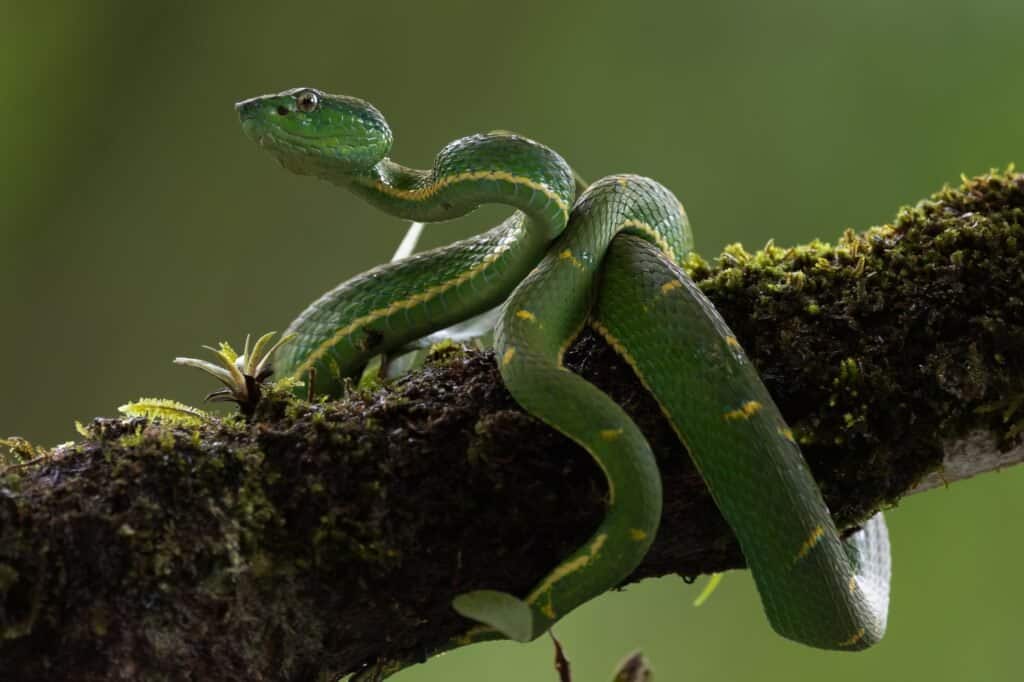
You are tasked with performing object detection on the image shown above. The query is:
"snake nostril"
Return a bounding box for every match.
[276,106,289,116]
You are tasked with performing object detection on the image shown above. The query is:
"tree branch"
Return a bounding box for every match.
[2,170,1023,681]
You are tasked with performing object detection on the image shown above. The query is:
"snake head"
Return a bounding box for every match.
[236,87,393,177]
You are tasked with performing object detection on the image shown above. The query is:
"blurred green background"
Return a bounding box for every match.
[3,2,1023,680]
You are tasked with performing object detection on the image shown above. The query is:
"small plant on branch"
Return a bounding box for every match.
[174,331,295,417]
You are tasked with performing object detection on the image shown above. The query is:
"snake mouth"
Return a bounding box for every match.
[236,104,346,152]
[244,126,376,180]
[238,115,337,163]
[250,128,357,161]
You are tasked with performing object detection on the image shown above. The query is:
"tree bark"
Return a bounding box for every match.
[2,170,1023,681]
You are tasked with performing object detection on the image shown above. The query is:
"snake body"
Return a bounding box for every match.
[236,87,891,676]
[239,90,573,395]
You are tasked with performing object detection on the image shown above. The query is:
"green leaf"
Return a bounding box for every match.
[247,331,277,375]
[214,341,239,364]
[692,572,724,607]
[173,357,236,386]
[253,332,295,377]
[358,354,384,389]
[381,347,430,380]
[451,590,535,642]
[118,398,210,426]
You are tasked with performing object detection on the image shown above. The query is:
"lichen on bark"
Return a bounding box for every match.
[1,169,1022,681]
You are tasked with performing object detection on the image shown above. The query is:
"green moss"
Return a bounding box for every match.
[115,426,146,449]
[0,563,18,591]
[837,357,861,385]
[0,437,45,469]
[688,167,1024,521]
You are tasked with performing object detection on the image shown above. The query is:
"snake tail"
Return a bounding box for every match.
[592,234,890,649]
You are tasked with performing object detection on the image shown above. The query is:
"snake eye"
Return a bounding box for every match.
[295,90,319,113]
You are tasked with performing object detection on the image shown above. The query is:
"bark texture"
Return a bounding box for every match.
[1,170,1023,681]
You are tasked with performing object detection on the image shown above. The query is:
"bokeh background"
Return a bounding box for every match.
[4,2,1023,680]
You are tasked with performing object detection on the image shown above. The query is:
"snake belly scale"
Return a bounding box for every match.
[236,87,891,678]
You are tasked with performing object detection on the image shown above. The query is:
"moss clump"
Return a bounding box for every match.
[686,167,1024,522]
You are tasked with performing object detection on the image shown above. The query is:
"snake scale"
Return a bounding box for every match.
[235,87,891,679]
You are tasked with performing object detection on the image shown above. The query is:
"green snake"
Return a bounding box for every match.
[236,87,891,677]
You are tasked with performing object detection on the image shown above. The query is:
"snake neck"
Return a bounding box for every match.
[345,160,451,222]
[335,134,576,239]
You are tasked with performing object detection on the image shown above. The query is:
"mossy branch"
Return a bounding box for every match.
[2,171,1023,681]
